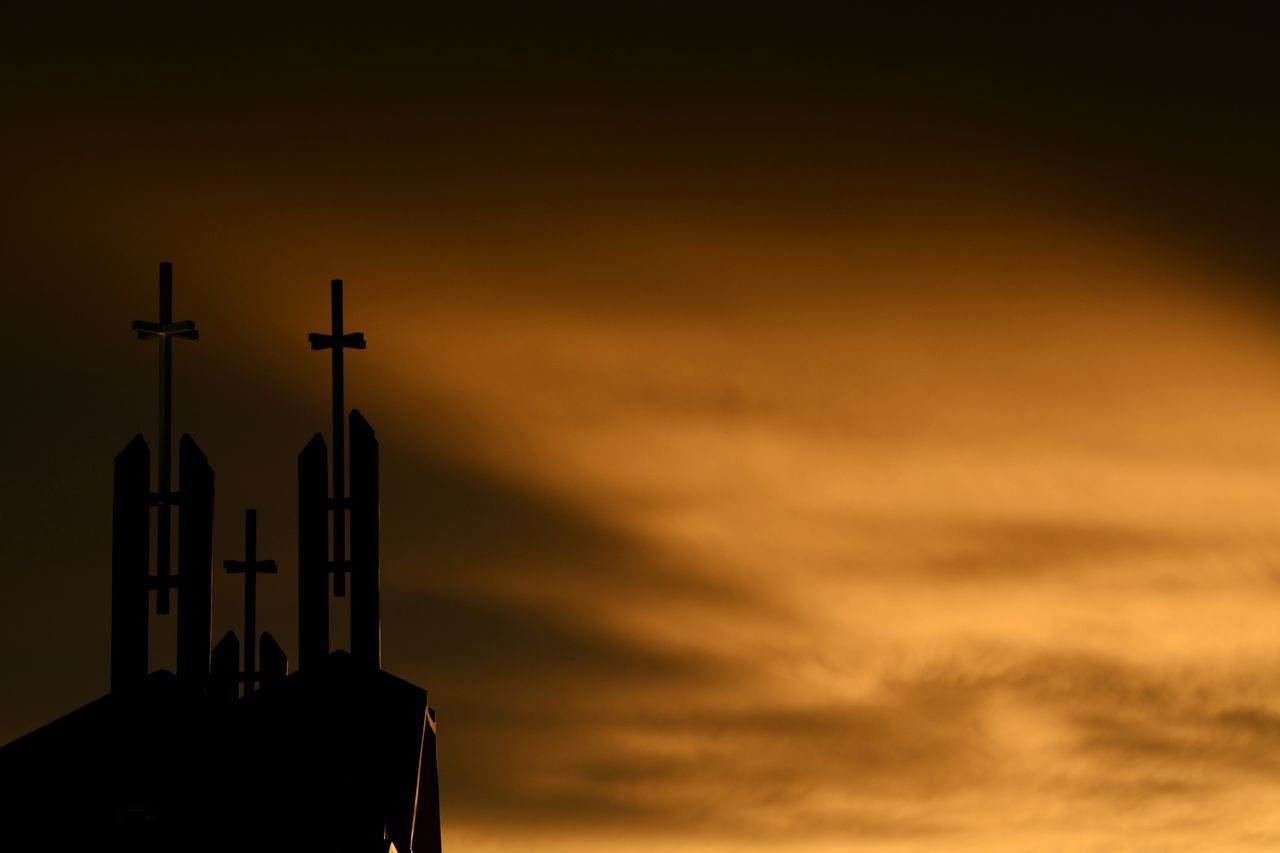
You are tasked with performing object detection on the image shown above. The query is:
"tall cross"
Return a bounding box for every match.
[308,279,366,597]
[131,262,198,615]
[224,509,277,695]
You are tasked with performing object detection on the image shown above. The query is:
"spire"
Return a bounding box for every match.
[131,262,198,614]
[224,509,278,695]
[112,263,213,692]
[308,279,366,597]
[299,280,380,670]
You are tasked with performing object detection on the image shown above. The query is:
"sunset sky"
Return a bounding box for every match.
[7,6,1280,850]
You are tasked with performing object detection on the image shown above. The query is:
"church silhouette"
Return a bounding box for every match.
[0,264,442,852]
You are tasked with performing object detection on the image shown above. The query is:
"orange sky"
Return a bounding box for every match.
[6,7,1280,850]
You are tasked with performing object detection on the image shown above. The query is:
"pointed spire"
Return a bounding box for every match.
[308,279,366,597]
[301,281,382,670]
[130,262,198,614]
[112,264,213,690]
[224,509,278,695]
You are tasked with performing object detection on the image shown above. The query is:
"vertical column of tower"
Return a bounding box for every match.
[176,434,214,685]
[111,435,151,692]
[349,409,381,669]
[298,434,330,671]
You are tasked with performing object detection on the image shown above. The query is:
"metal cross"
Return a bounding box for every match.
[308,279,366,597]
[131,262,198,614]
[224,509,277,695]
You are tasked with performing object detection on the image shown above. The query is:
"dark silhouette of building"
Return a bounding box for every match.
[0,266,441,852]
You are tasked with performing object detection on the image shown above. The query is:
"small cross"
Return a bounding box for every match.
[308,279,365,597]
[132,262,198,615]
[224,509,277,695]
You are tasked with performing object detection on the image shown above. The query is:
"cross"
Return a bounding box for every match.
[224,509,277,695]
[308,279,366,597]
[131,261,198,615]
